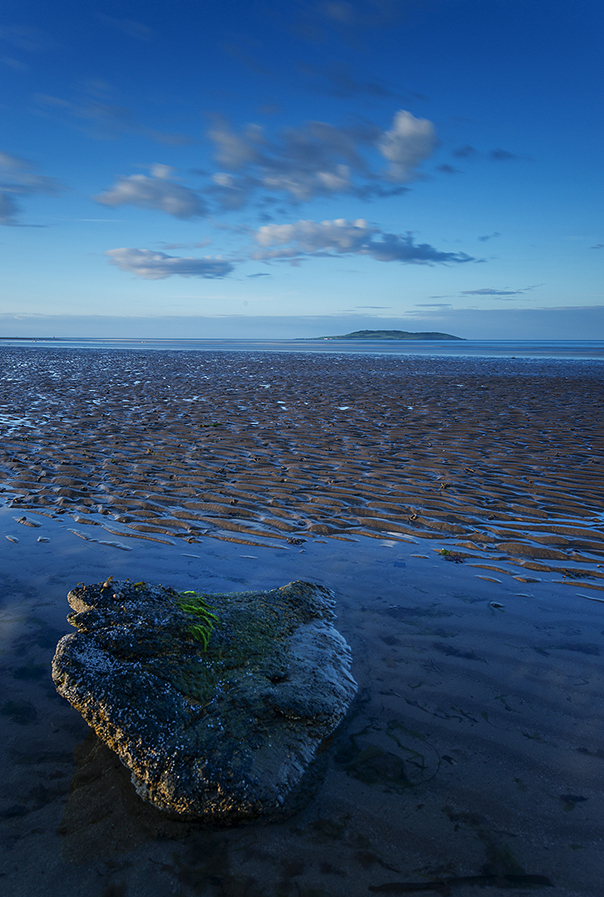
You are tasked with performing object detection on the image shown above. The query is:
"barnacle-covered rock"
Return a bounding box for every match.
[52,579,357,823]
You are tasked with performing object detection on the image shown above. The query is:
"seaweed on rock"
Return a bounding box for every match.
[177,591,219,649]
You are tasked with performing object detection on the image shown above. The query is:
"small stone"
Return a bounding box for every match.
[52,579,357,824]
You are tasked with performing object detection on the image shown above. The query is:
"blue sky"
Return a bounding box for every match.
[1,0,603,338]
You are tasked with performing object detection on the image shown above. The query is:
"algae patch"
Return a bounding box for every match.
[177,590,219,649]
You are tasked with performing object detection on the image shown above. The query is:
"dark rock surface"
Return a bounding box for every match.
[52,579,357,824]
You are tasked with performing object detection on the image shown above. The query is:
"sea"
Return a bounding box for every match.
[2,336,604,359]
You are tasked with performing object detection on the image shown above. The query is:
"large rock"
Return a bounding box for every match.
[52,579,357,823]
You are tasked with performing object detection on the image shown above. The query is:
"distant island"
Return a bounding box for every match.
[314,329,465,341]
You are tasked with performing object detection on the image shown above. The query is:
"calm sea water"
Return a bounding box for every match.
[2,337,604,359]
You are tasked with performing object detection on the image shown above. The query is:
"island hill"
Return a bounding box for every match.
[315,329,465,341]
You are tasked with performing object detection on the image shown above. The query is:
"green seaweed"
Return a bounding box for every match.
[438,549,464,563]
[177,590,220,650]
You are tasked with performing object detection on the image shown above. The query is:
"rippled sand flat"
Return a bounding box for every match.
[1,348,603,583]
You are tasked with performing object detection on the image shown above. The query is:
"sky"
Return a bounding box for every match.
[1,0,603,339]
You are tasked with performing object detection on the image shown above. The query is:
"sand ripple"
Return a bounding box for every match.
[0,348,603,573]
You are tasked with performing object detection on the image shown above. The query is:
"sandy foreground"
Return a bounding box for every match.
[1,347,604,896]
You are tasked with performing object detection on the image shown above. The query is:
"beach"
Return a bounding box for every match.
[1,348,603,576]
[1,346,604,896]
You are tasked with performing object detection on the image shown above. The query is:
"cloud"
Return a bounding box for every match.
[95,170,206,218]
[368,234,473,264]
[477,231,500,242]
[301,61,397,99]
[452,145,476,158]
[0,151,63,224]
[247,272,271,277]
[590,243,604,249]
[106,248,234,280]
[252,218,474,265]
[255,218,371,253]
[377,110,437,181]
[461,284,542,299]
[489,148,520,161]
[206,108,435,208]
[452,146,522,164]
[436,164,460,175]
[208,116,366,203]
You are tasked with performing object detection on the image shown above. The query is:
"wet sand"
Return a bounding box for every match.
[1,348,603,580]
[1,347,604,896]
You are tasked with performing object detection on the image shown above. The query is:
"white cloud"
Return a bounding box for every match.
[378,110,437,181]
[95,173,206,218]
[253,218,473,265]
[210,119,265,169]
[150,163,174,179]
[208,117,361,205]
[106,248,234,280]
[256,218,373,252]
